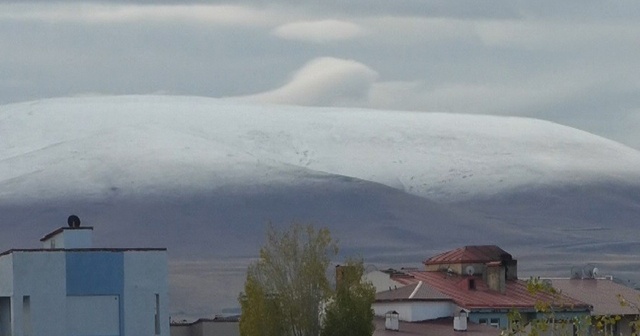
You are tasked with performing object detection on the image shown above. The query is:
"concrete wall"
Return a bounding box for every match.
[42,228,93,249]
[170,321,240,336]
[0,249,168,336]
[373,301,453,322]
[170,324,191,336]
[195,321,240,336]
[13,251,67,336]
[124,251,169,336]
[363,271,405,293]
[0,256,13,296]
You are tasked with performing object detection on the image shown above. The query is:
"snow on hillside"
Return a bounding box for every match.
[1,95,639,203]
[1,95,640,317]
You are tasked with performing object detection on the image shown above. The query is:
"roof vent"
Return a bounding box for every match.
[454,309,468,331]
[385,311,399,331]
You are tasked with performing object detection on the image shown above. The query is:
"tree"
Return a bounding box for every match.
[239,223,338,336]
[321,260,376,336]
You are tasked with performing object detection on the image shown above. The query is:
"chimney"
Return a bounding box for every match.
[485,261,506,294]
[335,264,357,289]
[385,311,399,331]
[40,215,93,249]
[453,309,468,331]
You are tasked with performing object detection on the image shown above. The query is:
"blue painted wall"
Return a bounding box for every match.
[66,251,125,335]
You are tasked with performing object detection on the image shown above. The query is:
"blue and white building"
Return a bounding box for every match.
[0,223,169,336]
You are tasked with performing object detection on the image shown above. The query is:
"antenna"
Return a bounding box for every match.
[465,265,475,276]
[67,215,81,228]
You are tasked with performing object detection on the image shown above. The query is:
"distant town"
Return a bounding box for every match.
[1,217,637,336]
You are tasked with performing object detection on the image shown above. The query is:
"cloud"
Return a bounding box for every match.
[238,57,378,106]
[0,3,278,26]
[272,20,365,43]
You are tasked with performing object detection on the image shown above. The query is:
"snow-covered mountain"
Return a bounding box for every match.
[1,95,639,317]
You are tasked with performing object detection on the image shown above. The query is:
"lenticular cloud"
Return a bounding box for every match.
[239,57,378,106]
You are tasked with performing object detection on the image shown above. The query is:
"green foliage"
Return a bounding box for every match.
[502,277,592,336]
[502,277,640,336]
[239,266,286,336]
[321,260,376,336]
[239,222,338,336]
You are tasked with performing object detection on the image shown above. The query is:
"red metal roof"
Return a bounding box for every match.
[550,278,640,316]
[394,271,590,311]
[424,245,513,265]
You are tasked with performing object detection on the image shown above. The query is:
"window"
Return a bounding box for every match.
[479,318,500,328]
[0,297,11,336]
[23,296,31,336]
[155,294,160,335]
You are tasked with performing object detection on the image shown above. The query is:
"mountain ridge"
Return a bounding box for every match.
[1,95,639,317]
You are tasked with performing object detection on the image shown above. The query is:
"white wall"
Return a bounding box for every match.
[12,251,67,336]
[373,301,454,322]
[66,295,120,336]
[0,255,13,296]
[123,251,169,336]
[363,271,405,293]
[42,229,93,249]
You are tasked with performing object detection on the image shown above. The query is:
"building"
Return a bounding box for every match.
[373,316,500,335]
[550,277,640,335]
[170,316,240,336]
[0,218,169,336]
[368,245,591,333]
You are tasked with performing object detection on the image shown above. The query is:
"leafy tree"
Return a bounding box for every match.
[321,260,375,336]
[239,223,338,336]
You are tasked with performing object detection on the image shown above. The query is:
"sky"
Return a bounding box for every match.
[2,1,640,149]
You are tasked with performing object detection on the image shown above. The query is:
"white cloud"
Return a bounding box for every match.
[474,20,640,50]
[0,3,279,27]
[239,57,378,106]
[272,20,365,43]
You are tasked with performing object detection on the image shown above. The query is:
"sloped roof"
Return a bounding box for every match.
[424,245,513,265]
[376,281,452,302]
[550,278,640,316]
[394,271,590,311]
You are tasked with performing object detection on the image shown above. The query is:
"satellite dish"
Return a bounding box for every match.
[592,267,599,277]
[570,266,582,279]
[465,265,475,276]
[67,215,81,228]
[583,264,597,279]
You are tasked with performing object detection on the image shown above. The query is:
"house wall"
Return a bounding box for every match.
[617,315,636,336]
[169,324,192,336]
[425,263,487,276]
[12,251,67,336]
[0,255,13,295]
[62,230,93,249]
[123,251,169,336]
[1,250,167,336]
[194,321,240,336]
[363,271,404,293]
[373,301,453,322]
[469,312,507,329]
